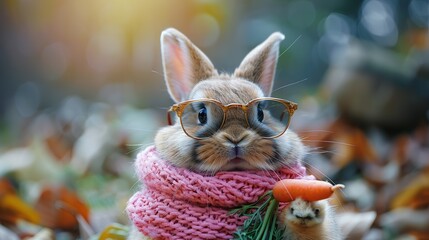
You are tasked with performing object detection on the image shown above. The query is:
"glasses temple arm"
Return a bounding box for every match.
[167,107,175,126]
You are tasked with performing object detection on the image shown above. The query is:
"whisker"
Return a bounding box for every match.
[272,78,308,93]
[301,139,354,147]
[151,69,163,77]
[264,165,283,182]
[303,161,342,192]
[270,149,306,177]
[130,179,141,192]
[279,34,302,58]
[126,142,154,155]
[299,130,335,134]
[121,128,158,133]
[305,145,341,154]
[307,149,342,155]
[127,143,153,147]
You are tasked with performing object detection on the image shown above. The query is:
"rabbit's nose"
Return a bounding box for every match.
[224,134,246,145]
[219,129,251,144]
[223,134,250,157]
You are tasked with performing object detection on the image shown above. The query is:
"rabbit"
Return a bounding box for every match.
[130,28,342,240]
[155,28,305,173]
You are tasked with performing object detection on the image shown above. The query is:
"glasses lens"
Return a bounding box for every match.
[247,99,291,137]
[181,100,223,138]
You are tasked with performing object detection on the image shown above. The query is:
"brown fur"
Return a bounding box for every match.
[156,29,303,172]
[134,28,342,240]
[154,75,305,172]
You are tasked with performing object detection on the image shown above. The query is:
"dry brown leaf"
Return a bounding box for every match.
[44,135,72,162]
[298,128,335,149]
[35,185,90,230]
[409,230,429,240]
[0,178,16,195]
[392,135,409,165]
[409,29,429,50]
[298,118,351,149]
[330,128,379,169]
[331,134,356,169]
[0,192,40,225]
[302,118,380,169]
[352,128,379,163]
[391,170,429,209]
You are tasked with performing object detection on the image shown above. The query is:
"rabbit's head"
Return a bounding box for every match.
[154,28,305,173]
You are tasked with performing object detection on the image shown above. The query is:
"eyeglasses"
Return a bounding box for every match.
[167,97,298,140]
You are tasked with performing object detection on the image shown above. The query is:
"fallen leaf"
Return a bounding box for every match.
[0,192,40,225]
[0,178,16,195]
[44,134,72,162]
[409,230,429,240]
[302,118,379,169]
[352,129,379,163]
[390,170,429,209]
[98,223,129,240]
[35,185,90,230]
[392,135,409,166]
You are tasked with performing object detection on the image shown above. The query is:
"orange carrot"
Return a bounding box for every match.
[272,179,344,202]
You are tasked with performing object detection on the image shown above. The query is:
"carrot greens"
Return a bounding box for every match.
[230,191,285,240]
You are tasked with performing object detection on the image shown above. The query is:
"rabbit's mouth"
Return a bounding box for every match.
[219,157,252,171]
[218,157,252,171]
[230,157,245,164]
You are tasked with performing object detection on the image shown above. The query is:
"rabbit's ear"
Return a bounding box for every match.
[234,32,284,96]
[161,28,218,102]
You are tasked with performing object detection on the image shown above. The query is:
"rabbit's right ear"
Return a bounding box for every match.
[161,28,218,102]
[234,32,284,97]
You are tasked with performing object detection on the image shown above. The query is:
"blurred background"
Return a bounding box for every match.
[0,0,428,239]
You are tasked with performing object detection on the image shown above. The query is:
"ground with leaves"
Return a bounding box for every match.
[0,99,428,239]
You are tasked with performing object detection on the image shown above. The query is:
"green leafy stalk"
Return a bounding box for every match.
[255,198,278,240]
[230,191,285,240]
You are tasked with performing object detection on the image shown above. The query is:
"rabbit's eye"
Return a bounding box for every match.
[198,107,207,125]
[314,208,320,216]
[257,106,264,122]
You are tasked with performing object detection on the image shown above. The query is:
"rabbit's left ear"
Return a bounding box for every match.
[161,28,218,103]
[234,32,284,97]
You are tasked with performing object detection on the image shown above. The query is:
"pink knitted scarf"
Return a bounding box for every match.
[126,146,311,240]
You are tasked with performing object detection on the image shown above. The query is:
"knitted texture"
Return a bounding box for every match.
[127,146,312,240]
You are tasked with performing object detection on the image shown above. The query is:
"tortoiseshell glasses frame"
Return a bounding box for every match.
[167,97,298,140]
